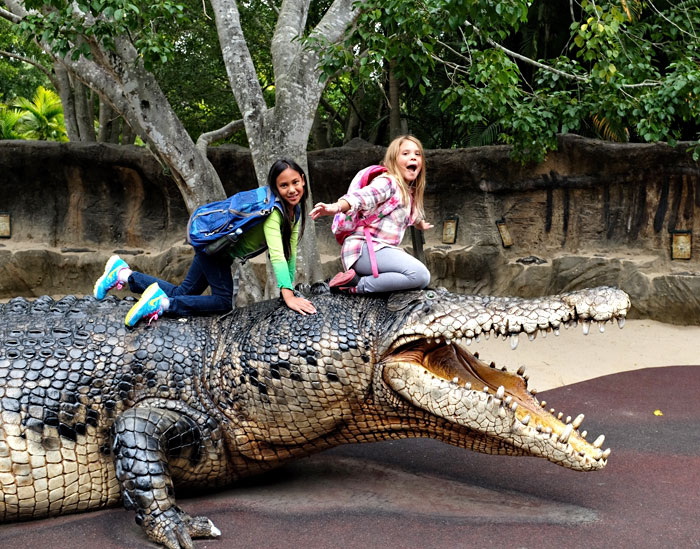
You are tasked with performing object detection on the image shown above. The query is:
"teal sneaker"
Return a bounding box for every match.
[125,283,167,327]
[94,255,129,300]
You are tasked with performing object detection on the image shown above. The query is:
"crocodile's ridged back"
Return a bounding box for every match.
[0,295,212,520]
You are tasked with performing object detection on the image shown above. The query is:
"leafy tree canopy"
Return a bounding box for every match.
[0,19,52,102]
[317,0,700,160]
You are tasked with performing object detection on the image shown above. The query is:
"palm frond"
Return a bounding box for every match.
[468,122,500,147]
[0,107,24,139]
[620,0,643,22]
[592,114,629,143]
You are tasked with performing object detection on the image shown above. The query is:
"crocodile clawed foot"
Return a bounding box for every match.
[144,507,221,549]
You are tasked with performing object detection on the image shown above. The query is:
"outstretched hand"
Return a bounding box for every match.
[284,294,317,315]
[310,202,339,220]
[415,219,434,230]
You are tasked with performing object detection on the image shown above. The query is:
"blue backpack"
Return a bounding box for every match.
[187,186,287,256]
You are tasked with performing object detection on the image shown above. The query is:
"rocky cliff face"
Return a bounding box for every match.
[1,136,699,323]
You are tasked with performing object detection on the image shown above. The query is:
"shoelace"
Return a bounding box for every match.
[146,310,161,326]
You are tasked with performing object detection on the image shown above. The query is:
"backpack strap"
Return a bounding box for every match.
[362,226,380,278]
[358,171,399,278]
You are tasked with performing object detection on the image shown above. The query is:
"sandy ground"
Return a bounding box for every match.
[475,318,700,390]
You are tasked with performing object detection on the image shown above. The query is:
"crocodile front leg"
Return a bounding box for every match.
[111,407,221,549]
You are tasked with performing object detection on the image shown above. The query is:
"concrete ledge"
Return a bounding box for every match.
[1,244,698,325]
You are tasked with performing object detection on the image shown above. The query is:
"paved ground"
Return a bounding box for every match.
[1,365,698,549]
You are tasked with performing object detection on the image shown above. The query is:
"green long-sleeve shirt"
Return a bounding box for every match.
[228,209,299,290]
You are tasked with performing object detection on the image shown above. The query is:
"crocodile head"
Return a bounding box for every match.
[373,286,630,471]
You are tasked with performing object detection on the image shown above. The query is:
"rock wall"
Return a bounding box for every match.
[1,136,699,323]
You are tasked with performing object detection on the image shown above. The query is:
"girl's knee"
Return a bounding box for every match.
[406,263,430,289]
[416,267,431,289]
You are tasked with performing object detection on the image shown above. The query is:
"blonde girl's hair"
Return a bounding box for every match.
[382,135,426,221]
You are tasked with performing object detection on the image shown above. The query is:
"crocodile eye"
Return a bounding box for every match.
[425,290,437,299]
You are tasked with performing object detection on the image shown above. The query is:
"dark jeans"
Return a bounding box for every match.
[128,251,234,316]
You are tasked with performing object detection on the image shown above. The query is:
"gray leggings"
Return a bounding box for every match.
[352,242,431,293]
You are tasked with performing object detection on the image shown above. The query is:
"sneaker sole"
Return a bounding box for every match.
[329,270,357,287]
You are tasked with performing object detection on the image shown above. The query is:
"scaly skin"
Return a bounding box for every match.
[0,285,630,548]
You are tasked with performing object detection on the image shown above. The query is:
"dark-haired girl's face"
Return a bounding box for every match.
[276,167,305,209]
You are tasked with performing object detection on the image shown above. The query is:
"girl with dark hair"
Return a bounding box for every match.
[93,158,316,326]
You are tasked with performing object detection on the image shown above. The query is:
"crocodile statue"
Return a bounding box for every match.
[0,285,630,548]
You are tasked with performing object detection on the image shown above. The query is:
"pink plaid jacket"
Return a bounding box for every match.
[339,174,415,270]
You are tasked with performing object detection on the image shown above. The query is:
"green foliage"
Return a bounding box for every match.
[18,0,188,70]
[11,86,67,141]
[315,0,700,161]
[150,0,243,142]
[0,19,52,103]
[0,105,25,139]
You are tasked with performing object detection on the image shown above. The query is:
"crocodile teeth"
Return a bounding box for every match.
[528,332,536,341]
[510,334,519,350]
[553,328,560,336]
[496,386,505,399]
[593,434,605,448]
[572,414,585,429]
[581,430,588,438]
[618,317,626,329]
[452,377,459,384]
[517,365,526,376]
[521,414,531,425]
[559,423,573,444]
[505,396,512,405]
[465,382,472,390]
[511,402,518,411]
[599,322,606,333]
[582,320,590,335]
[602,448,611,459]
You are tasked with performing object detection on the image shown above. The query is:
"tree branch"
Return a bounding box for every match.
[209,0,268,129]
[461,20,664,91]
[0,49,58,88]
[196,118,245,152]
[272,0,309,79]
[0,6,21,23]
[464,20,589,83]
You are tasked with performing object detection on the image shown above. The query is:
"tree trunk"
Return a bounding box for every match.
[73,76,96,142]
[121,118,136,145]
[53,37,227,211]
[311,106,331,150]
[53,62,80,141]
[3,0,363,296]
[388,59,402,139]
[97,99,115,142]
